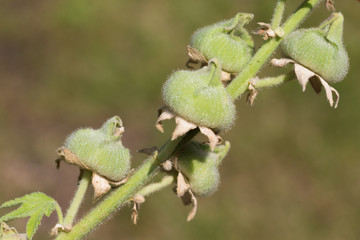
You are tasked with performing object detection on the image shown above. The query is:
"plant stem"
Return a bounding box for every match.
[55,204,64,224]
[56,169,92,236]
[56,129,198,240]
[136,175,175,197]
[226,0,324,100]
[271,0,286,29]
[254,71,296,89]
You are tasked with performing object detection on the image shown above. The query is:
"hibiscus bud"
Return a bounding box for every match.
[64,116,131,181]
[176,141,230,197]
[281,12,349,83]
[162,59,236,131]
[189,12,254,73]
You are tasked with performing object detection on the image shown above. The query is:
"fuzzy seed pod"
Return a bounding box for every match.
[162,59,236,131]
[281,12,349,83]
[189,13,254,73]
[64,116,131,181]
[176,141,230,197]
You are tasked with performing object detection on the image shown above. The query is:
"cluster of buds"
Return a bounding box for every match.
[57,7,349,224]
[156,9,349,221]
[157,13,255,220]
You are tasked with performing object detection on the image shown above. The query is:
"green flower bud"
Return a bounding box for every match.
[189,13,254,73]
[64,116,131,181]
[281,12,349,83]
[162,59,236,131]
[176,141,230,197]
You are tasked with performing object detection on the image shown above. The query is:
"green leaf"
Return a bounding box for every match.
[0,192,59,240]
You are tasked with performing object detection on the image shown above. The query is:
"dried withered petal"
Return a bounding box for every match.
[271,58,340,108]
[156,107,222,151]
[92,173,111,201]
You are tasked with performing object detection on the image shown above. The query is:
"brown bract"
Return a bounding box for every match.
[253,22,284,40]
[156,107,222,151]
[175,169,198,222]
[131,194,146,225]
[271,58,340,108]
[246,81,258,106]
[50,223,72,236]
[92,173,111,201]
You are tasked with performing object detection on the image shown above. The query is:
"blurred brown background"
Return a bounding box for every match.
[1,0,359,239]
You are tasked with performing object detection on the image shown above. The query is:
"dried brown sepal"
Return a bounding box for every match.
[92,173,111,201]
[198,126,222,151]
[186,45,207,65]
[271,58,340,108]
[50,223,72,236]
[156,107,222,151]
[156,108,175,133]
[131,194,145,225]
[246,83,258,106]
[253,22,276,40]
[186,189,198,221]
[176,171,190,197]
[326,0,335,11]
[174,166,199,221]
[172,116,197,140]
[57,147,89,170]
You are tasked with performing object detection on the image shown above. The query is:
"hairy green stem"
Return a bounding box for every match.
[271,0,286,29]
[56,129,198,240]
[63,170,92,227]
[55,204,64,224]
[226,0,323,100]
[254,71,296,89]
[137,175,175,197]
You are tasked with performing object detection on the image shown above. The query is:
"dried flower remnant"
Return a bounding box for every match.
[271,58,340,107]
[130,194,145,225]
[253,22,284,40]
[156,107,222,151]
[50,224,72,236]
[246,81,258,106]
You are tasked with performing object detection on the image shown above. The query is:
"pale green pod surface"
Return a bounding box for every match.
[64,128,104,161]
[176,141,230,197]
[63,116,131,181]
[90,141,131,181]
[162,59,236,131]
[282,13,349,83]
[190,12,254,73]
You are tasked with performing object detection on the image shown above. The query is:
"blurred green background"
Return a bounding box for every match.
[1,0,359,239]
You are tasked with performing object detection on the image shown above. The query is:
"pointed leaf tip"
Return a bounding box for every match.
[0,192,60,240]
